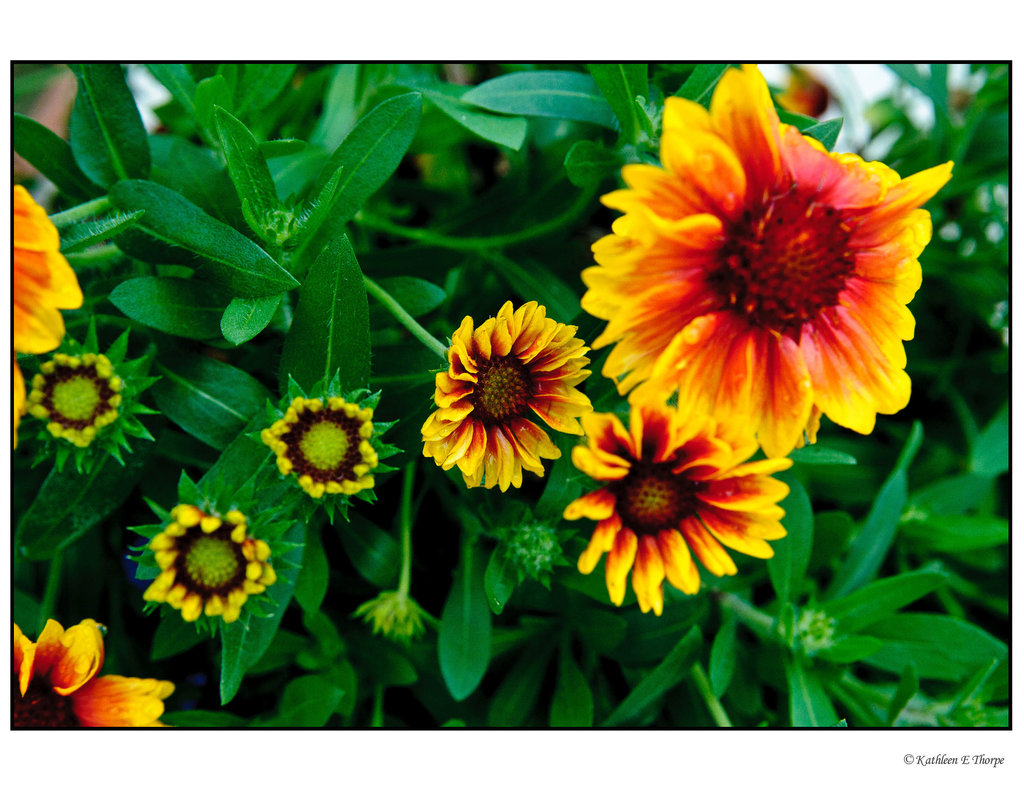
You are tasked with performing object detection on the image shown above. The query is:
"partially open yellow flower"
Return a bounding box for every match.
[13,619,174,727]
[13,185,83,446]
[422,301,592,491]
[143,505,277,623]
[25,352,122,447]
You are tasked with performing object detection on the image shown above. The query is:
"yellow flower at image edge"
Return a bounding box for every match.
[564,401,792,615]
[144,505,277,623]
[13,619,174,727]
[583,65,953,457]
[422,300,592,491]
[261,397,378,498]
[12,185,83,446]
[25,352,123,447]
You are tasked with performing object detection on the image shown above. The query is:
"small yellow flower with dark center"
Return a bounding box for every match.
[564,400,792,615]
[261,397,378,499]
[422,300,592,491]
[143,505,276,624]
[25,352,122,447]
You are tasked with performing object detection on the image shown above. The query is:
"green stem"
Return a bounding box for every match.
[49,196,113,228]
[691,662,732,727]
[363,275,448,361]
[37,554,64,634]
[371,684,385,727]
[712,590,776,639]
[65,244,123,266]
[397,462,415,597]
[358,187,596,251]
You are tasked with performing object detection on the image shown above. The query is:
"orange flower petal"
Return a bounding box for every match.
[631,535,666,615]
[73,675,174,727]
[605,527,638,606]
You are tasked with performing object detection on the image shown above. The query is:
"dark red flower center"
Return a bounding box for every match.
[473,355,532,424]
[39,363,116,429]
[281,410,366,484]
[12,675,81,728]
[710,191,855,335]
[615,462,699,535]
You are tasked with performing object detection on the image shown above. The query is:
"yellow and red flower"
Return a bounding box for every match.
[13,618,174,727]
[422,300,592,491]
[564,401,792,614]
[13,185,83,447]
[582,65,953,457]
[143,504,276,623]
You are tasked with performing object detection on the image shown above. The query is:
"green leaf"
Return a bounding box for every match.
[220,521,304,704]
[822,567,948,633]
[260,139,307,159]
[279,235,370,394]
[68,63,150,186]
[310,64,360,149]
[16,448,149,560]
[350,633,419,687]
[587,63,648,143]
[151,355,271,450]
[495,256,580,323]
[309,91,423,237]
[338,512,400,588]
[368,276,446,326]
[767,472,813,604]
[573,607,627,655]
[550,646,594,726]
[423,87,528,151]
[221,294,282,345]
[145,64,196,118]
[813,634,884,663]
[198,415,272,495]
[675,64,733,104]
[969,401,1008,476]
[294,523,329,613]
[13,113,103,200]
[439,541,492,701]
[487,642,554,726]
[887,64,948,113]
[235,63,298,118]
[827,422,922,599]
[462,71,617,129]
[110,180,299,298]
[194,74,232,132]
[59,209,145,253]
[213,106,281,237]
[148,135,240,227]
[861,614,1007,681]
[602,625,702,726]
[902,514,1008,553]
[263,674,343,727]
[802,118,844,151]
[150,615,205,661]
[789,445,857,465]
[483,546,517,615]
[886,665,919,726]
[563,139,621,188]
[908,473,994,517]
[786,658,838,726]
[108,276,228,340]
[709,612,737,698]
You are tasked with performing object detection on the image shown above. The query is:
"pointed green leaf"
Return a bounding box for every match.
[439,542,492,701]
[487,642,554,726]
[462,71,616,129]
[110,180,298,297]
[789,445,857,465]
[235,63,297,117]
[786,658,838,726]
[802,118,844,151]
[709,612,737,698]
[424,88,528,151]
[675,64,733,104]
[68,63,150,186]
[550,646,594,726]
[823,567,948,633]
[150,615,205,661]
[262,674,343,727]
[587,63,647,143]
[768,472,813,604]
[294,523,329,613]
[59,209,145,253]
[483,546,517,615]
[969,401,1008,476]
[194,74,232,132]
[151,355,271,449]
[602,625,702,726]
[214,106,281,237]
[886,665,919,726]
[108,276,229,340]
[279,235,370,393]
[13,113,103,200]
[338,512,400,588]
[146,64,197,118]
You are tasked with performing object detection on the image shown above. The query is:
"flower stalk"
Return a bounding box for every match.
[363,275,448,361]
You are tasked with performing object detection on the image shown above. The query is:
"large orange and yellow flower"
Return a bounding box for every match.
[13,618,174,727]
[564,401,792,615]
[13,185,83,447]
[422,301,592,491]
[582,65,953,457]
